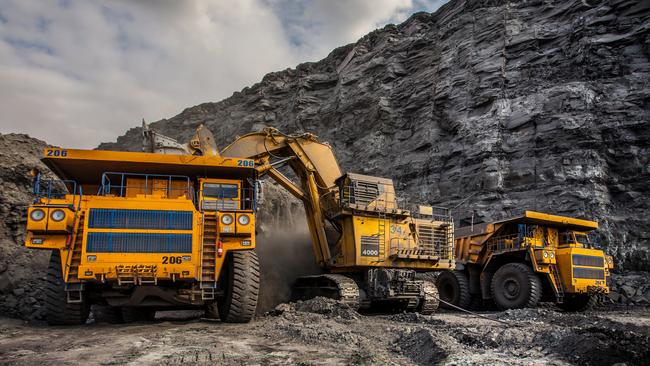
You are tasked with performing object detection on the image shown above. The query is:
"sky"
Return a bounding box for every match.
[0,0,447,148]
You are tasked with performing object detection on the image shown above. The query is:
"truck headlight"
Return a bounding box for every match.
[238,214,250,225]
[543,251,549,258]
[30,209,45,221]
[50,209,66,222]
[550,252,555,259]
[221,214,233,225]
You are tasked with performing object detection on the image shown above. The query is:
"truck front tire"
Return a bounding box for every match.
[435,270,471,310]
[491,263,542,310]
[217,251,260,323]
[44,251,90,325]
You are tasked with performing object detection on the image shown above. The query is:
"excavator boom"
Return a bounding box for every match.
[222,128,342,266]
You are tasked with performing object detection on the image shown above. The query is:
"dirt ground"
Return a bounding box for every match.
[0,299,648,366]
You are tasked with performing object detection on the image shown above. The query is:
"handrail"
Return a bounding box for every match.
[34,177,78,206]
[98,171,195,203]
[320,184,452,222]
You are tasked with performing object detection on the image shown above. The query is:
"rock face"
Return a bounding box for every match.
[100,0,650,268]
[0,134,51,320]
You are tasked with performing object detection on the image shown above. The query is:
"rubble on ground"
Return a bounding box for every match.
[606,271,650,306]
[271,296,360,320]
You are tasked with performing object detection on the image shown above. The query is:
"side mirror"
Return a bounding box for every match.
[29,169,41,196]
[256,180,265,206]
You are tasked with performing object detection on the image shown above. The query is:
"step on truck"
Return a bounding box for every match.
[25,133,260,324]
[437,211,613,311]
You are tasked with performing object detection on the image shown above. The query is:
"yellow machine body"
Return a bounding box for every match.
[25,147,258,305]
[221,129,455,273]
[454,211,610,302]
[220,127,454,312]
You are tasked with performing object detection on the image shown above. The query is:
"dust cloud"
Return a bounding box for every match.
[256,229,322,313]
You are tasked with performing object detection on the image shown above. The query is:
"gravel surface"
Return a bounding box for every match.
[0,298,648,365]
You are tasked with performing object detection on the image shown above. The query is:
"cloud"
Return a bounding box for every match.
[0,0,446,148]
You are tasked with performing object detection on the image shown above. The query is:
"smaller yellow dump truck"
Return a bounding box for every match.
[437,211,613,311]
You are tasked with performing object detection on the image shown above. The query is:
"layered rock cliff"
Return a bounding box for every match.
[100,0,650,268]
[0,134,51,319]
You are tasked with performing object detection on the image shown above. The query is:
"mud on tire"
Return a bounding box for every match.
[435,270,471,310]
[44,251,90,325]
[491,262,542,310]
[217,250,260,323]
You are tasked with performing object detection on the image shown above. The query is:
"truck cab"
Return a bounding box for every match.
[25,147,260,325]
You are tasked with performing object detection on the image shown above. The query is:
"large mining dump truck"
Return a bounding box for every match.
[437,211,613,311]
[25,127,261,324]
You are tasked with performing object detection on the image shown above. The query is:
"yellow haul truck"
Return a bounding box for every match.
[437,211,613,311]
[25,134,260,324]
[220,128,455,313]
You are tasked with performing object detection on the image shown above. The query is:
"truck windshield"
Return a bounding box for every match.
[203,183,238,199]
[575,233,590,245]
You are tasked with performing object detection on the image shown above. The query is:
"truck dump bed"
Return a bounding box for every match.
[456,211,598,238]
[454,211,599,264]
[42,148,252,185]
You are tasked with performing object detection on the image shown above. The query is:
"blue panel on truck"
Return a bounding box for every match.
[86,232,193,253]
[88,209,193,230]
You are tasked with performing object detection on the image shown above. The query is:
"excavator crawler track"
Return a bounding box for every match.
[293,274,361,310]
[418,280,440,315]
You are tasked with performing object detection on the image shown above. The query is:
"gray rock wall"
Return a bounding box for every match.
[0,134,51,320]
[100,0,650,269]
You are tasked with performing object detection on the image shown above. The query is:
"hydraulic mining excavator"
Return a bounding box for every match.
[437,211,613,312]
[142,124,456,313]
[219,127,455,313]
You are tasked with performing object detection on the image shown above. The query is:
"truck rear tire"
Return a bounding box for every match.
[217,251,260,323]
[92,305,123,324]
[44,251,90,325]
[558,294,597,312]
[491,263,542,310]
[435,270,471,310]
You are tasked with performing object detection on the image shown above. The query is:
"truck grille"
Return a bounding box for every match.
[572,254,604,267]
[573,267,605,280]
[86,232,192,253]
[88,209,192,230]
